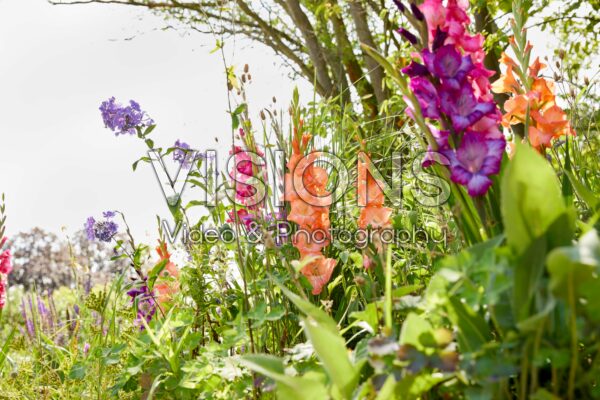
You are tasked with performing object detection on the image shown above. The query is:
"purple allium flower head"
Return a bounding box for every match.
[446,131,505,196]
[173,140,197,170]
[409,77,440,119]
[99,97,154,136]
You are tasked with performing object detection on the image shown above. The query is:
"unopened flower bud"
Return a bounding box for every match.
[409,2,424,20]
[393,0,405,12]
[558,49,566,59]
[227,82,233,91]
[242,74,247,83]
[244,64,249,73]
[248,74,252,81]
[354,275,366,286]
[555,61,561,69]
[570,87,576,98]
[272,96,277,103]
[553,72,561,81]
[398,28,418,45]
[260,110,266,120]
[584,76,590,86]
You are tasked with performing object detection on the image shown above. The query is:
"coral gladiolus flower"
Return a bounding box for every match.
[357,156,392,229]
[285,128,336,295]
[154,241,179,305]
[300,256,337,295]
[492,47,575,149]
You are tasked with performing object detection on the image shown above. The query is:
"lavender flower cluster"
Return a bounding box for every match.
[85,211,118,242]
[99,97,154,136]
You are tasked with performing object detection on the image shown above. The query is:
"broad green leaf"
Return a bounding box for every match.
[565,170,599,211]
[501,142,574,255]
[240,355,327,400]
[399,313,436,350]
[547,229,600,298]
[279,285,359,398]
[445,297,491,353]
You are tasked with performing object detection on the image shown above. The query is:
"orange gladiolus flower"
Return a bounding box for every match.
[492,48,575,150]
[357,157,392,229]
[154,241,179,305]
[490,65,521,95]
[285,127,336,295]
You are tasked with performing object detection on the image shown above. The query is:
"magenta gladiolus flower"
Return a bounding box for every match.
[422,45,473,90]
[446,131,505,196]
[397,0,505,197]
[409,77,440,119]
[439,83,495,131]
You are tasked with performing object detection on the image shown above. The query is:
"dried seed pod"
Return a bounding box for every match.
[260,110,266,120]
[241,74,247,83]
[555,61,561,69]
[248,74,252,81]
[558,49,566,59]
[227,82,233,91]
[244,63,249,73]
[584,76,590,86]
[272,96,277,103]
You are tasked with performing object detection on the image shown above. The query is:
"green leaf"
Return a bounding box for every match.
[278,285,359,398]
[445,297,491,353]
[147,259,168,291]
[501,142,574,255]
[240,355,328,400]
[565,170,599,211]
[68,362,87,380]
[399,313,437,350]
[547,229,600,302]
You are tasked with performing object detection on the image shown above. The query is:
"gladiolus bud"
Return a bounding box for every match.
[409,2,424,20]
[393,0,405,12]
[398,28,418,45]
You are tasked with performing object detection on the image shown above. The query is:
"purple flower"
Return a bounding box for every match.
[99,97,154,136]
[398,28,418,45]
[85,213,119,242]
[422,128,451,168]
[439,83,495,131]
[173,140,197,169]
[409,77,440,119]
[447,131,505,196]
[422,45,474,90]
[85,217,96,241]
[127,281,157,329]
[432,27,449,51]
[402,61,429,77]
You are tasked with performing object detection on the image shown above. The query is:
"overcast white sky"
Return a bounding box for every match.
[0,0,311,240]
